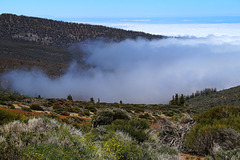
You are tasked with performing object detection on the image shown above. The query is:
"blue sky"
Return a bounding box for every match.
[1,0,240,19]
[1,0,240,35]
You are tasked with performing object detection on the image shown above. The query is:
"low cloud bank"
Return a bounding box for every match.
[2,36,240,104]
[86,22,240,37]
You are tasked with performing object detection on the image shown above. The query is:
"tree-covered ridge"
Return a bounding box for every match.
[0,39,73,77]
[186,86,240,108]
[0,14,164,47]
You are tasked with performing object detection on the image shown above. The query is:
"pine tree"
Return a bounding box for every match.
[174,93,179,105]
[90,97,94,103]
[179,94,185,105]
[67,94,73,101]
[170,95,175,105]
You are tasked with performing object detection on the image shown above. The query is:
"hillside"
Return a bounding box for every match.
[186,85,240,108]
[0,14,163,47]
[0,14,164,77]
[0,39,75,77]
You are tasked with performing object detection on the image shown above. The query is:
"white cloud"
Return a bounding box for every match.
[2,36,240,104]
[81,22,240,37]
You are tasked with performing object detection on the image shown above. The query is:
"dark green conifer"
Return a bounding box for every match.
[179,94,185,105]
[174,93,179,105]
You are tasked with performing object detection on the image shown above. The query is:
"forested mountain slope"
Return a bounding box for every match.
[0,14,163,77]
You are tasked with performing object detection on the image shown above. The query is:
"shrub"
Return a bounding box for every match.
[21,107,32,112]
[138,113,152,120]
[84,110,90,116]
[55,110,69,116]
[78,112,86,117]
[60,111,70,116]
[92,109,130,127]
[0,108,21,125]
[66,106,81,113]
[72,122,92,133]
[109,119,150,143]
[0,101,7,105]
[157,144,178,156]
[184,106,240,156]
[8,104,15,109]
[42,102,51,107]
[0,117,101,159]
[103,136,141,159]
[21,144,83,159]
[113,109,130,120]
[0,139,21,160]
[172,114,180,121]
[85,106,97,113]
[163,110,174,117]
[92,110,114,127]
[30,104,44,111]
[215,147,240,160]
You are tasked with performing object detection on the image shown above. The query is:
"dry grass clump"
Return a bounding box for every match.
[0,117,100,160]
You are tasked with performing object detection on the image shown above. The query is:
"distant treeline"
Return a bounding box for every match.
[170,88,217,105]
[185,88,217,100]
[169,93,185,105]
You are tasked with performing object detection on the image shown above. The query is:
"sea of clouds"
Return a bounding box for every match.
[2,29,240,104]
[89,22,240,37]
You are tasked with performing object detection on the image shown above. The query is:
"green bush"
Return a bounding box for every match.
[92,109,130,127]
[8,104,15,109]
[103,137,141,160]
[138,113,152,120]
[184,106,240,155]
[42,102,51,107]
[72,122,92,133]
[21,107,32,112]
[60,111,70,116]
[30,104,44,111]
[85,106,97,113]
[78,112,86,117]
[55,110,69,116]
[109,119,150,143]
[84,110,90,116]
[0,108,21,125]
[21,144,82,159]
[0,140,21,160]
[66,106,81,113]
[0,101,7,105]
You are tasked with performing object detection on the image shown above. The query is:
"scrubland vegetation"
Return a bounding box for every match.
[0,88,239,160]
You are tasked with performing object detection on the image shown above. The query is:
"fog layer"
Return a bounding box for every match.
[2,36,240,104]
